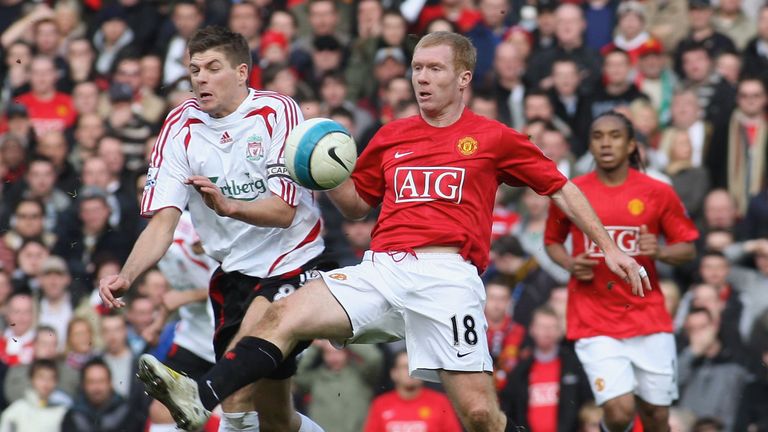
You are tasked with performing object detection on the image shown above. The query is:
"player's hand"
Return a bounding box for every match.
[99,274,129,308]
[638,225,659,258]
[603,249,652,297]
[186,176,236,217]
[569,253,599,281]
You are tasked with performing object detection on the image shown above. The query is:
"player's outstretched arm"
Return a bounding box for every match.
[326,178,372,220]
[99,207,181,308]
[186,176,296,228]
[550,181,650,296]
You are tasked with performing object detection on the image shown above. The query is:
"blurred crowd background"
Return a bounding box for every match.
[0,0,767,431]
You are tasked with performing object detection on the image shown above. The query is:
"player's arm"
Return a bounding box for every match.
[550,181,649,295]
[638,224,695,266]
[186,176,296,228]
[99,207,181,308]
[325,178,372,220]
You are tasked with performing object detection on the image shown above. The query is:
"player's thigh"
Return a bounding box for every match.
[630,333,678,406]
[403,257,492,383]
[261,277,354,341]
[574,336,635,406]
[227,296,272,349]
[251,378,296,430]
[439,370,502,423]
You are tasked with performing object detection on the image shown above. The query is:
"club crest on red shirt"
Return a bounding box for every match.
[457,136,478,156]
[627,198,645,216]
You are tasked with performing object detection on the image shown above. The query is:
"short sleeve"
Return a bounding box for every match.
[497,127,567,196]
[350,131,386,207]
[265,95,305,207]
[141,111,192,216]
[659,185,699,244]
[544,198,571,246]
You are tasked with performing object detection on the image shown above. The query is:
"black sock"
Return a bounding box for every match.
[196,337,283,410]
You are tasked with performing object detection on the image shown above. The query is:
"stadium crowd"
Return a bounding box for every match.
[0,0,766,431]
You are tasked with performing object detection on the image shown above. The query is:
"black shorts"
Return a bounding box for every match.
[208,257,334,380]
[163,344,215,381]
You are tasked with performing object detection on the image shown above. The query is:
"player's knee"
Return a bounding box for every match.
[603,400,635,430]
[463,403,494,430]
[640,404,669,427]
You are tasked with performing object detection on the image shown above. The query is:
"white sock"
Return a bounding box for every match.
[298,413,325,432]
[219,411,260,432]
[148,424,178,432]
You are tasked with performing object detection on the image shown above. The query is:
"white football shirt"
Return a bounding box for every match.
[157,211,216,363]
[142,89,324,277]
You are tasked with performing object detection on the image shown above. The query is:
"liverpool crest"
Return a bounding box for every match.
[246,135,264,161]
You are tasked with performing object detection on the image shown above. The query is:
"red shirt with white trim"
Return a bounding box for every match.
[364,388,462,432]
[527,358,561,432]
[352,108,567,272]
[142,89,323,277]
[544,169,699,340]
[16,92,76,136]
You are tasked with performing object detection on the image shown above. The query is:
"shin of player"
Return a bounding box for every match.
[544,112,697,432]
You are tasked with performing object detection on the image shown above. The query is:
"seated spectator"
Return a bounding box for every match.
[62,357,144,432]
[318,72,373,141]
[713,0,755,51]
[678,307,751,431]
[501,306,592,432]
[679,43,736,128]
[0,292,36,367]
[635,39,676,125]
[4,158,71,234]
[549,58,592,157]
[466,0,510,85]
[80,156,138,235]
[539,126,577,179]
[659,279,682,318]
[0,359,68,432]
[70,113,106,172]
[700,189,743,240]
[602,1,657,65]
[71,81,100,116]
[715,50,742,86]
[124,294,155,356]
[663,130,710,222]
[734,344,768,431]
[743,188,768,240]
[34,131,79,194]
[100,311,147,416]
[723,238,768,339]
[14,56,75,136]
[37,256,77,350]
[658,89,713,173]
[674,0,737,76]
[0,133,27,187]
[63,317,96,371]
[590,49,649,118]
[9,238,49,293]
[484,280,527,391]
[364,350,462,432]
[742,4,768,79]
[104,82,153,175]
[0,198,55,273]
[4,326,78,403]
[295,340,383,432]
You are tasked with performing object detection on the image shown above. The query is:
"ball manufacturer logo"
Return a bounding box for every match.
[457,136,478,156]
[329,273,347,280]
[595,377,605,392]
[627,198,645,216]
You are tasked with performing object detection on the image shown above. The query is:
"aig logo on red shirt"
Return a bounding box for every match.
[585,226,640,257]
[393,167,466,204]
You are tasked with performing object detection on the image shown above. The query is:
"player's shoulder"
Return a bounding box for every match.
[165,98,203,122]
[249,89,299,110]
[570,171,598,187]
[632,169,676,194]
[378,114,423,134]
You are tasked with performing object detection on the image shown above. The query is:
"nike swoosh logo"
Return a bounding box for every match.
[394,151,414,159]
[327,147,350,172]
[457,351,473,358]
[205,380,220,401]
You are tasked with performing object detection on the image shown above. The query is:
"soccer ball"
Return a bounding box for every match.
[284,118,357,190]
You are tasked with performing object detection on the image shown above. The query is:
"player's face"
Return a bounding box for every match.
[411,44,471,119]
[189,48,249,118]
[589,116,635,172]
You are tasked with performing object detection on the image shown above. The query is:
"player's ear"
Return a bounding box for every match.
[238,63,249,86]
[458,70,472,89]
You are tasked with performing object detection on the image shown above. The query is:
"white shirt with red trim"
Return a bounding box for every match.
[141,89,324,278]
[158,211,217,363]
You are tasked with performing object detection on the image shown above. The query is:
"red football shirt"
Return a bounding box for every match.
[352,108,567,272]
[16,92,76,136]
[527,358,561,432]
[364,388,462,432]
[544,169,699,340]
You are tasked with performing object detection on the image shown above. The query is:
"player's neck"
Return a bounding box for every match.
[596,166,630,186]
[211,88,249,118]
[421,103,465,127]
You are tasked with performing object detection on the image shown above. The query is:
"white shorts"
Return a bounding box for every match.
[321,250,494,382]
[575,332,678,406]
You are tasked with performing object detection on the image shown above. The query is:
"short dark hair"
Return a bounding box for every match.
[81,357,111,382]
[29,358,58,380]
[14,197,45,216]
[188,26,252,71]
[680,42,710,60]
[329,106,354,124]
[700,249,728,261]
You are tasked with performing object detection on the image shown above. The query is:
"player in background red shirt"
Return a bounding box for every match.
[544,112,698,432]
[364,350,462,432]
[137,32,650,432]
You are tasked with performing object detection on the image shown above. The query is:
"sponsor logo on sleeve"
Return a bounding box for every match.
[144,167,159,190]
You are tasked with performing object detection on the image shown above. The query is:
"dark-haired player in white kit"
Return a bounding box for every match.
[99,26,325,432]
[133,32,650,432]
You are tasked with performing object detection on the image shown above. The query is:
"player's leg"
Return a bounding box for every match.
[574,336,637,432]
[439,371,506,431]
[632,332,677,432]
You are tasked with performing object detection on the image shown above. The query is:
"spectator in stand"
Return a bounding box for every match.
[295,340,383,432]
[71,81,100,116]
[296,0,351,53]
[15,56,75,137]
[123,294,154,356]
[591,49,649,118]
[37,256,77,351]
[0,359,68,432]
[603,1,657,66]
[99,311,147,416]
[549,58,592,157]
[635,39,676,125]
[678,307,751,431]
[64,37,97,90]
[318,72,373,141]
[734,343,768,430]
[700,189,743,240]
[723,238,768,340]
[488,42,526,130]
[62,357,144,432]
[715,51,742,86]
[411,0,481,35]
[532,1,557,51]
[159,0,204,91]
[63,317,96,371]
[501,306,593,432]
[484,280,527,391]
[663,130,710,222]
[679,43,737,128]
[525,4,602,94]
[4,326,78,403]
[364,350,462,432]
[70,114,105,171]
[0,198,56,273]
[675,0,737,74]
[81,157,138,235]
[539,127,577,179]
[742,4,768,79]
[107,56,165,126]
[9,238,49,293]
[104,82,153,175]
[1,41,32,105]
[744,188,768,240]
[713,0,755,51]
[709,77,768,213]
[0,133,27,190]
[35,131,78,194]
[658,89,713,172]
[0,292,36,367]
[466,0,510,85]
[524,90,572,139]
